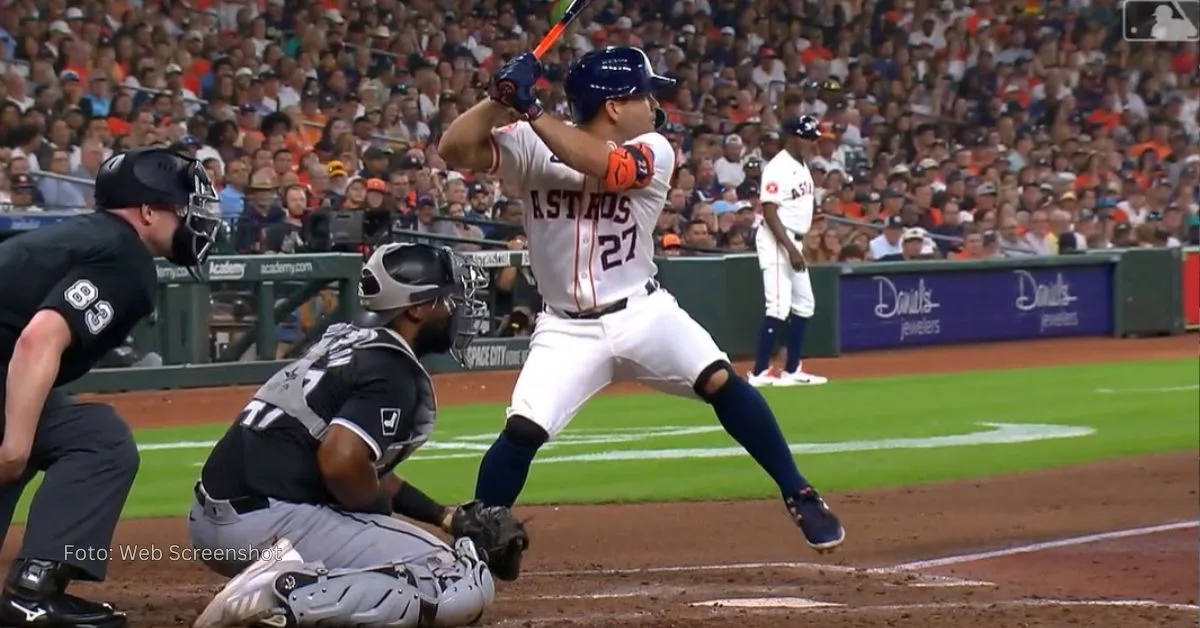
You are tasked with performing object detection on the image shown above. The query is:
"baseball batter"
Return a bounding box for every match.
[0,148,221,628]
[749,116,830,387]
[439,46,844,567]
[188,243,528,628]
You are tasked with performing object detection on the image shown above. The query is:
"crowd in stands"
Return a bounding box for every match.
[1,0,1198,272]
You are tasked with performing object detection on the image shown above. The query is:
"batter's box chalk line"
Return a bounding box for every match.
[522,561,994,588]
[687,599,1200,613]
[873,520,1199,572]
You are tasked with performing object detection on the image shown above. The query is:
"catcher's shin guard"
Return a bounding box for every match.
[268,540,493,628]
[431,538,495,627]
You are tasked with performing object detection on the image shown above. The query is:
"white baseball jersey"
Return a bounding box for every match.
[489,122,674,312]
[759,150,815,236]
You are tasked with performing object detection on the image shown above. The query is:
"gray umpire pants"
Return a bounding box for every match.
[0,390,141,581]
[188,484,457,597]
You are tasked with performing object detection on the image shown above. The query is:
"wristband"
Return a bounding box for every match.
[391,482,447,527]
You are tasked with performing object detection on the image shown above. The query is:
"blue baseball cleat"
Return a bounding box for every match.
[785,487,846,553]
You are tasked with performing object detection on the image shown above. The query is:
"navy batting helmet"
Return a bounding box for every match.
[564,46,675,127]
[782,115,823,140]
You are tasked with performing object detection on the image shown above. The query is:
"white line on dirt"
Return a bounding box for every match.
[521,561,995,590]
[515,591,652,601]
[796,599,1200,614]
[878,520,1199,571]
[522,560,861,578]
[1093,384,1199,394]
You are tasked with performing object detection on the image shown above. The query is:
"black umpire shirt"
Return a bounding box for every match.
[200,331,426,512]
[0,212,158,386]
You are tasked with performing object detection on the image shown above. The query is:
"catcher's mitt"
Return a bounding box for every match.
[450,501,529,581]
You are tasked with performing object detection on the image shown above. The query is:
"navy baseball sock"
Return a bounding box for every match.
[784,315,809,373]
[752,316,785,374]
[709,376,808,495]
[473,433,538,508]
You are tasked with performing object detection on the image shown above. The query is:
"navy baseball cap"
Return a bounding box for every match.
[884,215,903,229]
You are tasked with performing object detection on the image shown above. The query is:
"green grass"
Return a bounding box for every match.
[12,358,1199,521]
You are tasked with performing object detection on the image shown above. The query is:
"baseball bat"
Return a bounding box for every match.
[532,0,595,59]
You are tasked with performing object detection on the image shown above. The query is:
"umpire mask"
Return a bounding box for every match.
[166,163,222,274]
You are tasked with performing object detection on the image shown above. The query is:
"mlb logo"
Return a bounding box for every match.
[1122,0,1200,41]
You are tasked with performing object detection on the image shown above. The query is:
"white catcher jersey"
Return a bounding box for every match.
[489,122,674,312]
[760,150,816,236]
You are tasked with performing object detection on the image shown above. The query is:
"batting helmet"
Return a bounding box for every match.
[564,46,675,127]
[781,115,823,140]
[353,243,489,361]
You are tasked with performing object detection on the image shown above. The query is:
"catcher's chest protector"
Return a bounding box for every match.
[253,323,438,469]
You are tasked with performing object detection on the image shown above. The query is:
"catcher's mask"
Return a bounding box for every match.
[353,243,489,364]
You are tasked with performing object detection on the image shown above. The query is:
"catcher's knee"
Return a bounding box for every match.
[434,539,495,627]
[273,565,426,627]
[269,548,494,628]
[693,361,734,401]
[502,415,549,450]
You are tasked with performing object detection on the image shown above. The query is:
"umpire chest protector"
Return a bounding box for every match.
[253,323,437,467]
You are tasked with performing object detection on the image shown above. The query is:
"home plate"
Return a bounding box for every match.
[690,597,846,609]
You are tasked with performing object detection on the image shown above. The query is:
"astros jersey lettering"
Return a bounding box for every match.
[760,150,816,236]
[490,122,673,312]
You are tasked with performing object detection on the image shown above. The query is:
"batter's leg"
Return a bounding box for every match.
[613,292,844,552]
[0,392,137,627]
[474,316,614,509]
[777,266,827,386]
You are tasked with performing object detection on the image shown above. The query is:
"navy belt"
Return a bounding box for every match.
[558,281,658,320]
[194,482,269,515]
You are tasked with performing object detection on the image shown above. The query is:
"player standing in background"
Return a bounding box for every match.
[749,116,830,388]
[189,243,526,628]
[0,147,221,627]
[439,47,845,572]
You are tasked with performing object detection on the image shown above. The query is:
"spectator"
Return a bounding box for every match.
[869,216,905,260]
[411,196,458,243]
[234,170,280,254]
[264,184,312,254]
[37,149,88,210]
[877,228,932,262]
[1023,210,1056,256]
[444,202,485,251]
[7,174,40,211]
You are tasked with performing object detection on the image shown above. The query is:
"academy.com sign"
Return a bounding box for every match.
[839,264,1114,350]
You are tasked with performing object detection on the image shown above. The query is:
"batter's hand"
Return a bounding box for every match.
[789,248,807,272]
[490,53,544,121]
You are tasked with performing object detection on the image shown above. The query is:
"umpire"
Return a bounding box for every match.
[0,148,221,627]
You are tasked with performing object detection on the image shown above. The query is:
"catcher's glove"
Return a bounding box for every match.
[450,501,529,581]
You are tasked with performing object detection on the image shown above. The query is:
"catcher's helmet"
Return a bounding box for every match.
[564,46,675,127]
[352,243,489,362]
[782,115,822,140]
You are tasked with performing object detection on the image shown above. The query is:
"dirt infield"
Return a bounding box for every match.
[11,335,1200,627]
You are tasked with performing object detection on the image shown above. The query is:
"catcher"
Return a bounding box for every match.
[187,243,529,628]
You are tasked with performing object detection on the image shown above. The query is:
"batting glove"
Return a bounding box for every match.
[490,52,545,121]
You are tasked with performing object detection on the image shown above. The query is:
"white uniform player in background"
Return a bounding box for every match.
[749,115,829,387]
[439,47,844,563]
